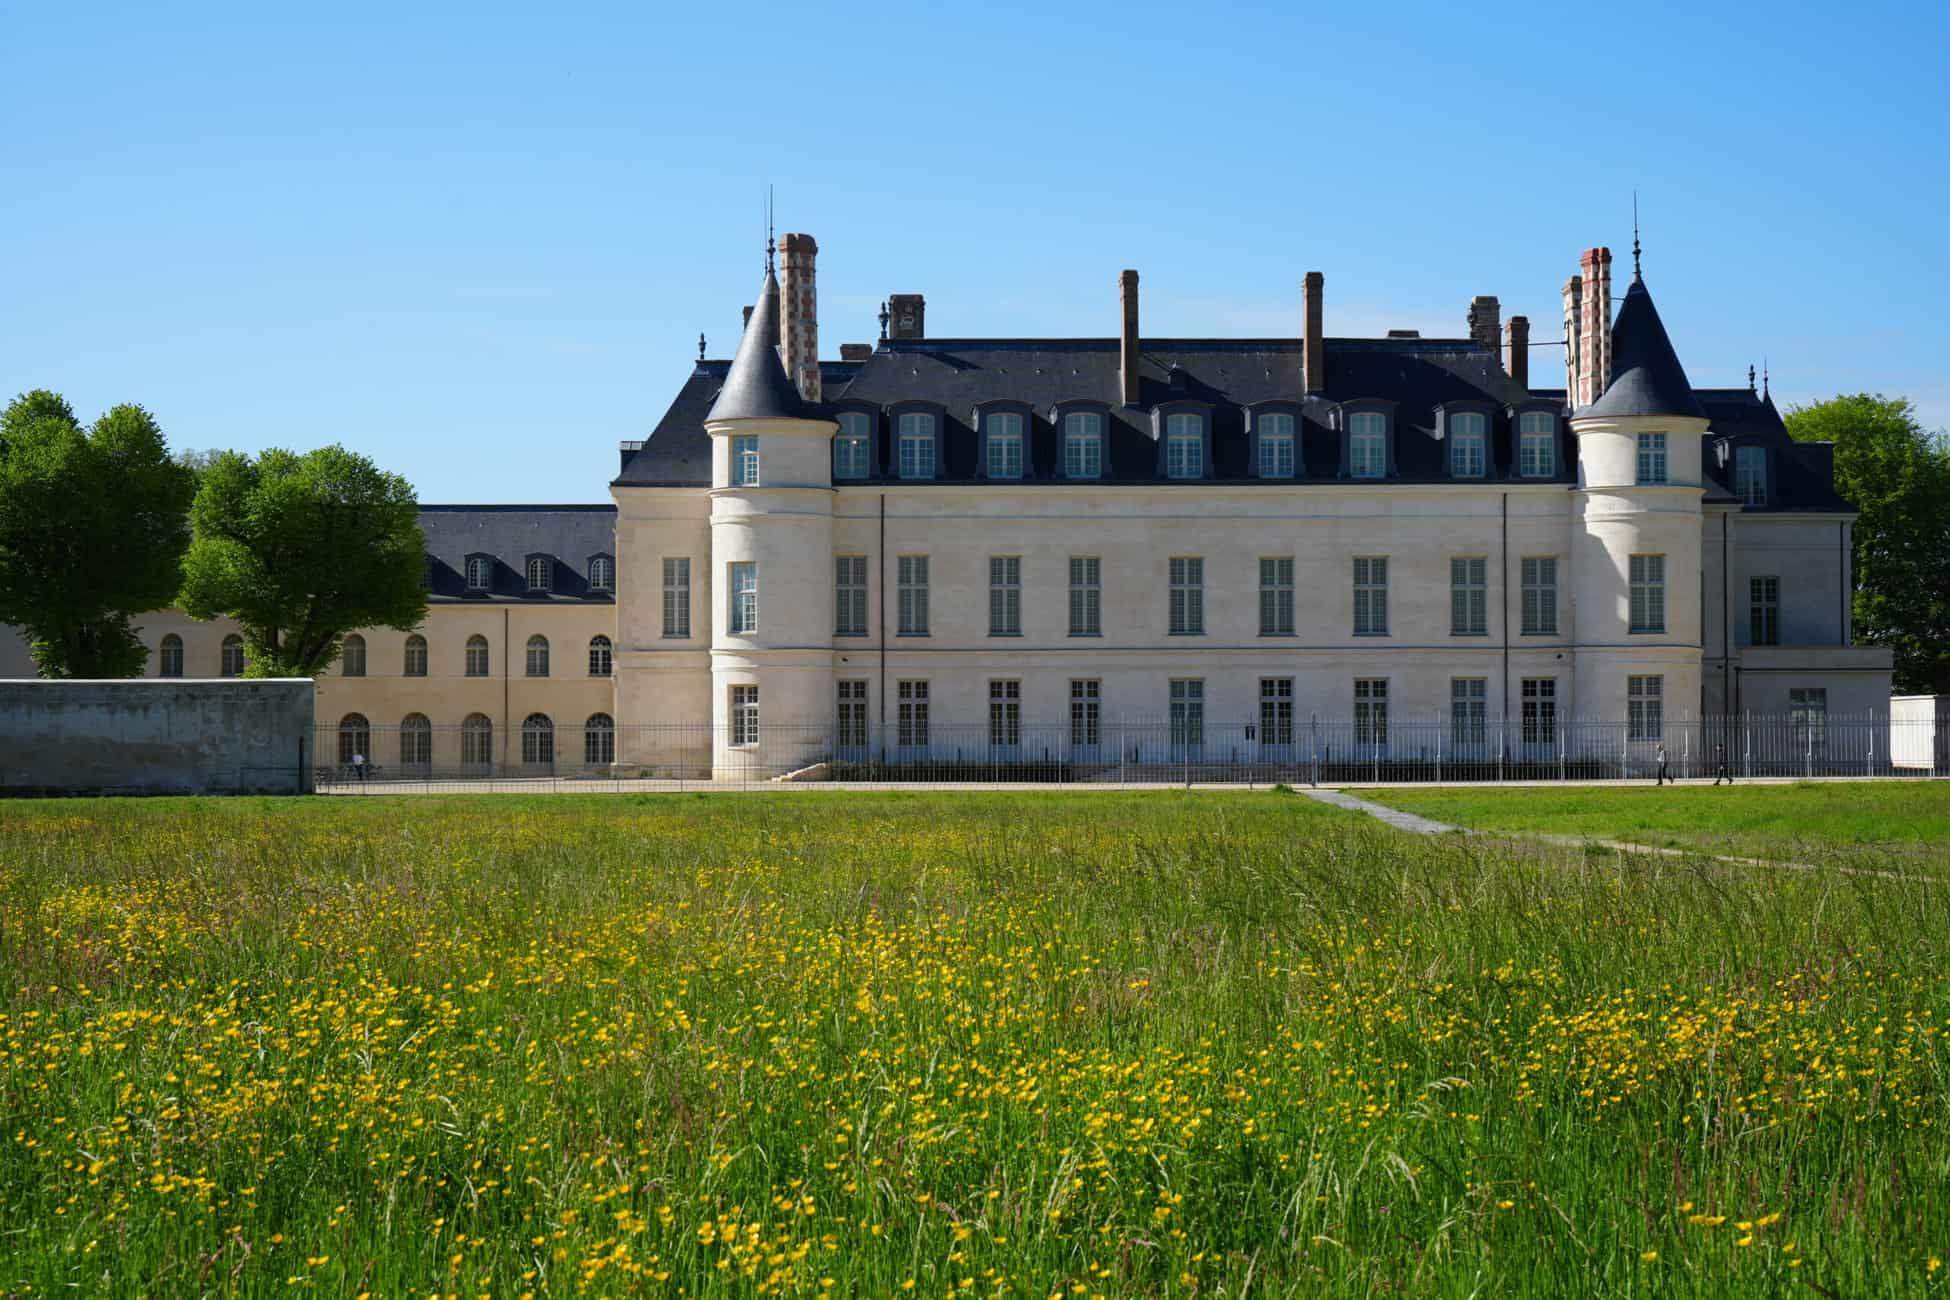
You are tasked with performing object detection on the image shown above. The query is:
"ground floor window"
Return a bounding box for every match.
[584,713,615,765]
[1628,675,1663,741]
[461,714,493,768]
[1789,687,1827,749]
[1450,677,1486,747]
[1521,677,1556,745]
[1259,677,1293,748]
[837,680,868,749]
[730,686,759,747]
[400,714,432,768]
[1170,678,1205,750]
[337,713,370,766]
[521,713,554,765]
[989,679,1021,749]
[1069,679,1101,750]
[898,680,929,749]
[1354,678,1388,746]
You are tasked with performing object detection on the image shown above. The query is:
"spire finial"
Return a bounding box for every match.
[1762,357,1770,400]
[764,184,775,274]
[1632,190,1642,279]
[1748,364,1756,393]
[698,332,707,362]
[878,300,890,342]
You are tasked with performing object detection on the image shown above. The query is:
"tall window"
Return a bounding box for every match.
[588,555,614,593]
[985,413,1024,480]
[1169,678,1204,750]
[1165,413,1203,479]
[461,714,493,768]
[728,562,757,634]
[731,435,760,487]
[526,634,550,677]
[340,633,366,677]
[1750,576,1780,646]
[836,681,868,749]
[526,556,552,592]
[662,558,691,638]
[465,557,492,591]
[1630,554,1666,633]
[835,556,868,637]
[521,713,554,766]
[465,634,489,677]
[834,412,873,480]
[1735,445,1767,506]
[897,680,929,748]
[1353,557,1389,635]
[159,634,183,678]
[1070,679,1101,750]
[1349,412,1387,479]
[897,556,929,636]
[1260,557,1295,636]
[1518,412,1556,478]
[587,635,612,677]
[1258,412,1296,478]
[585,713,615,766]
[989,556,1022,635]
[1063,412,1103,480]
[404,633,427,677]
[1521,678,1556,745]
[1636,432,1668,485]
[221,634,245,677]
[1169,557,1204,635]
[1259,677,1294,748]
[400,714,432,769]
[1450,557,1488,636]
[1451,678,1486,747]
[1354,678,1388,746]
[1789,687,1828,749]
[730,686,759,746]
[337,713,370,766]
[1521,558,1558,636]
[1629,675,1663,741]
[1449,412,1487,478]
[1069,557,1101,636]
[988,680,1021,749]
[897,412,936,480]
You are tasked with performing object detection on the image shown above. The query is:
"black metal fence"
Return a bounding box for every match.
[313,713,1942,790]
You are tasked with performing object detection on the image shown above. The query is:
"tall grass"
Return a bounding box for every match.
[0,792,1944,1296]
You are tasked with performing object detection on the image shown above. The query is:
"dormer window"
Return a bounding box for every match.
[1165,413,1204,479]
[984,411,1024,480]
[588,555,614,593]
[1734,445,1767,506]
[1449,412,1488,478]
[465,555,492,592]
[1062,411,1103,480]
[897,411,936,480]
[833,411,873,480]
[1257,412,1297,479]
[526,556,553,593]
[1518,411,1557,477]
[731,435,760,487]
[1349,411,1388,479]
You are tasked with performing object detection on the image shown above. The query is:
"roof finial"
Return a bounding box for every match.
[878,300,890,342]
[698,332,707,362]
[1632,190,1642,280]
[1748,363,1756,393]
[1762,357,1770,400]
[764,184,775,274]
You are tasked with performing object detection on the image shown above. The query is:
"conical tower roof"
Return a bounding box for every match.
[706,269,807,422]
[1582,275,1707,420]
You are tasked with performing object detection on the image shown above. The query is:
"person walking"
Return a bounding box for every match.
[1655,742,1670,786]
[1712,742,1732,786]
[351,751,367,782]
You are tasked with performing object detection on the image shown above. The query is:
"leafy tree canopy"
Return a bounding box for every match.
[179,445,427,676]
[1785,393,1950,693]
[0,390,197,677]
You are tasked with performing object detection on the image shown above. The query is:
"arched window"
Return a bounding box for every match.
[465,556,492,591]
[403,634,428,677]
[341,633,366,677]
[526,634,550,677]
[588,635,612,677]
[526,556,552,592]
[584,712,615,765]
[521,713,554,766]
[833,412,873,480]
[399,713,432,769]
[465,634,489,677]
[220,634,245,677]
[588,555,614,592]
[158,634,183,678]
[337,713,371,766]
[461,713,494,768]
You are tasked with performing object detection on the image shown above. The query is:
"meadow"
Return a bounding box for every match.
[0,791,1945,1297]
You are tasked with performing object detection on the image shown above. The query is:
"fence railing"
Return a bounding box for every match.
[312,713,1944,789]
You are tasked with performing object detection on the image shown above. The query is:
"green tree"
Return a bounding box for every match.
[0,390,198,677]
[179,446,427,676]
[1785,393,1950,693]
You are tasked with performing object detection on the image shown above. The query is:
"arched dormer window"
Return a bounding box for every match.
[464,554,493,594]
[1340,402,1397,480]
[1513,406,1561,479]
[892,407,940,481]
[525,555,553,594]
[1436,402,1495,479]
[1154,403,1212,480]
[587,554,614,594]
[975,403,1032,481]
[1733,443,1769,507]
[832,408,876,480]
[1246,404,1303,479]
[1054,404,1108,480]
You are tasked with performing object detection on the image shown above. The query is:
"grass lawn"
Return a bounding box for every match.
[1362,781,1950,871]
[2,791,1946,1296]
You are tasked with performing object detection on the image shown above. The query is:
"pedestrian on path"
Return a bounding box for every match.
[1655,743,1670,785]
[1712,743,1732,786]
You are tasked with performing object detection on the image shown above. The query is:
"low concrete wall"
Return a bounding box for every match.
[0,679,316,796]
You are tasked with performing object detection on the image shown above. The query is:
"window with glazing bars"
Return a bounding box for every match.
[728,562,757,634]
[1169,557,1204,634]
[1258,412,1296,478]
[985,413,1024,479]
[833,413,873,479]
[988,679,1021,748]
[836,680,868,748]
[731,435,759,487]
[1636,432,1668,484]
[897,680,929,748]
[1349,412,1387,478]
[1518,412,1555,477]
[1063,412,1103,479]
[1165,414,1203,478]
[1169,679,1204,748]
[989,556,1021,635]
[897,413,936,479]
[1735,445,1767,506]
[1449,412,1487,477]
[1260,557,1294,635]
[897,556,928,635]
[662,558,690,638]
[1354,678,1388,746]
[1353,557,1388,635]
[1630,554,1665,633]
[1521,557,1557,635]
[730,685,759,746]
[1451,557,1488,635]
[1629,675,1663,741]
[1451,677,1486,747]
[1789,687,1827,749]
[1069,557,1101,636]
[1750,575,1780,646]
[1070,679,1100,749]
[1521,677,1556,745]
[835,556,868,636]
[1259,677,1293,747]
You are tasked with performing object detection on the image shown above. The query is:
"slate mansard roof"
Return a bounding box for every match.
[419,504,617,602]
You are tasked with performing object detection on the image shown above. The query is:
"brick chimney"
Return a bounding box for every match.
[778,232,820,402]
[1302,271,1325,394]
[1505,315,1530,388]
[1561,274,1582,402]
[1575,246,1613,406]
[838,343,873,361]
[1468,295,1500,353]
[1119,270,1141,406]
[888,294,925,340]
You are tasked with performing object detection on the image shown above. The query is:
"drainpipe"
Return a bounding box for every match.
[878,492,887,764]
[1500,492,1510,739]
[502,607,511,771]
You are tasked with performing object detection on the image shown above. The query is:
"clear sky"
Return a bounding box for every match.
[5,0,1945,503]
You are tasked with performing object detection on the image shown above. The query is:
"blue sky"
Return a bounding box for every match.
[5,0,1945,502]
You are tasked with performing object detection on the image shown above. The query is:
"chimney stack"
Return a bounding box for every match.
[778,232,820,402]
[1573,247,1613,406]
[1119,270,1141,406]
[839,343,873,361]
[1468,295,1500,354]
[888,294,925,340]
[1302,271,1325,393]
[1506,315,1530,389]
